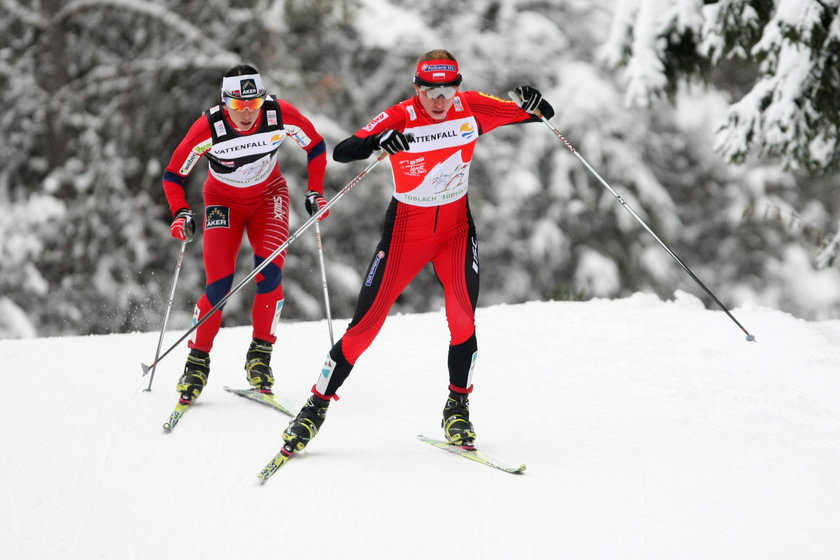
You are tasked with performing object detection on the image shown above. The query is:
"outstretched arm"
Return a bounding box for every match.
[333,134,380,163]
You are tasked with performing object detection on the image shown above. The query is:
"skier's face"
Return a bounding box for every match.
[226,105,259,131]
[416,84,458,121]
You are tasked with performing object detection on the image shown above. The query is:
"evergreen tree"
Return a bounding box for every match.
[599,0,840,173]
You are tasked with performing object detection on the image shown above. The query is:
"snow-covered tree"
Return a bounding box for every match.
[0,0,357,336]
[599,0,840,173]
[4,0,840,338]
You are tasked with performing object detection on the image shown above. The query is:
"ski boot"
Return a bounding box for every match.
[442,390,476,449]
[245,338,275,393]
[282,394,331,452]
[176,349,210,403]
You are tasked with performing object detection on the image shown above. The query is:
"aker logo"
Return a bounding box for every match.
[365,250,386,286]
[239,78,258,97]
[459,123,475,139]
[205,205,230,229]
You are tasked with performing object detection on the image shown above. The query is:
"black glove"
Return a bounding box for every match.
[170,208,195,242]
[377,129,412,155]
[513,85,543,114]
[305,190,329,220]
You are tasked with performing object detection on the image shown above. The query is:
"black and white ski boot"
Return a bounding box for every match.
[245,338,275,393]
[176,349,210,403]
[442,390,476,448]
[282,394,330,452]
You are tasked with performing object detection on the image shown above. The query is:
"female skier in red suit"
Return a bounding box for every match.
[162,64,328,404]
[279,49,554,453]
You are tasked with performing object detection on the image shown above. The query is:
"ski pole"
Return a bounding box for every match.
[141,150,389,375]
[144,238,190,391]
[314,221,336,345]
[509,91,756,342]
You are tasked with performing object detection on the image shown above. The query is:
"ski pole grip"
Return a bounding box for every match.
[507,90,544,119]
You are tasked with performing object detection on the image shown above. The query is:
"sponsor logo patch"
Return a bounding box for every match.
[459,123,475,139]
[291,129,311,147]
[399,157,426,177]
[205,205,230,229]
[471,237,479,273]
[363,111,389,132]
[179,151,200,175]
[365,250,386,286]
[195,139,213,154]
[421,63,457,73]
[272,195,285,221]
[239,78,258,97]
[321,357,335,378]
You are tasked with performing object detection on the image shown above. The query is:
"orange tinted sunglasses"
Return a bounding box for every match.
[224,95,265,111]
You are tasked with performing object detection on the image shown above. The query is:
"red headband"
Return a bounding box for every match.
[415,59,460,85]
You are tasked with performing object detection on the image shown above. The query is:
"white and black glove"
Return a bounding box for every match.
[513,85,543,114]
[305,191,329,220]
[377,129,412,155]
[170,208,195,242]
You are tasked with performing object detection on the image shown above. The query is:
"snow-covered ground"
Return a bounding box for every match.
[3,293,840,559]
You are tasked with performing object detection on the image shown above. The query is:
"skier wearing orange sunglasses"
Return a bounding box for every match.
[160,64,328,404]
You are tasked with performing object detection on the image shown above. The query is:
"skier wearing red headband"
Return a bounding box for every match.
[281,49,554,454]
[161,64,328,404]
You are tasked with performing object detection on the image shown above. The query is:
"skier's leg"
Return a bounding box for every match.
[244,179,290,390]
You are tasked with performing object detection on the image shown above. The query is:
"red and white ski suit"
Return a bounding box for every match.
[316,90,546,398]
[162,96,327,351]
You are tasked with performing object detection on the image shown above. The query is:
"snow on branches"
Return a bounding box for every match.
[600,0,840,173]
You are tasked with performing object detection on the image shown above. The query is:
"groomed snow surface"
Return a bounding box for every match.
[3,292,839,559]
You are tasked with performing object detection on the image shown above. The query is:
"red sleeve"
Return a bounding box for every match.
[277,100,328,194]
[459,90,534,135]
[162,115,212,216]
[356,104,409,137]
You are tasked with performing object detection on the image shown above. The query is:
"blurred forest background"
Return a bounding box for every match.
[1,0,839,339]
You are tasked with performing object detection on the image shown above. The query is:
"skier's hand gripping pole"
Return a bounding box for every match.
[508,90,756,343]
[140,150,391,376]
